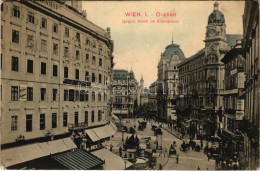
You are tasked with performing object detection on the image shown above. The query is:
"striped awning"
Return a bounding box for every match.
[1,138,76,168]
[52,149,104,170]
[85,129,100,142]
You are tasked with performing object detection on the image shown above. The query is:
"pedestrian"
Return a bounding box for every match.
[176,155,179,164]
[110,144,113,151]
[197,166,200,170]
[206,168,208,170]
[159,164,163,170]
[164,148,168,157]
[207,153,210,161]
[119,147,122,157]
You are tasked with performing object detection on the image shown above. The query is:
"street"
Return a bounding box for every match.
[104,118,215,170]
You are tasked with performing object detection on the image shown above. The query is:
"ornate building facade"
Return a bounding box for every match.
[111,69,139,118]
[177,2,242,137]
[242,0,259,169]
[157,40,186,122]
[1,1,114,146]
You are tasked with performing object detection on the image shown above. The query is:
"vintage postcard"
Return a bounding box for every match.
[0,0,259,170]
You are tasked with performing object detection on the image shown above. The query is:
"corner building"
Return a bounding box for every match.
[177,2,242,137]
[157,40,186,122]
[1,1,114,146]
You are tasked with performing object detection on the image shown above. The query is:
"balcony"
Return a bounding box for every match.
[68,122,88,131]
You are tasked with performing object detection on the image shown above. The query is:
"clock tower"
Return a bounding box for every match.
[204,2,228,64]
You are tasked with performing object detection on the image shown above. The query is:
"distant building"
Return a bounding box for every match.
[112,69,139,118]
[177,2,242,137]
[148,81,157,116]
[157,39,186,122]
[242,0,259,169]
[220,40,245,163]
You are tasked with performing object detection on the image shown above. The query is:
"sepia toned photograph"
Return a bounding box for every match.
[0,0,259,170]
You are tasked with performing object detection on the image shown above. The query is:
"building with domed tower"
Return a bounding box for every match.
[177,2,242,138]
[157,39,186,123]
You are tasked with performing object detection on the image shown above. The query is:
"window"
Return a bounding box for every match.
[76,50,80,60]
[0,54,2,69]
[53,65,58,77]
[41,39,47,51]
[41,62,46,75]
[86,54,89,62]
[85,71,89,81]
[92,73,96,82]
[27,87,33,101]
[52,113,57,128]
[53,23,58,33]
[64,47,69,58]
[12,30,19,43]
[27,35,34,48]
[65,27,69,37]
[98,110,102,122]
[1,25,3,39]
[64,89,68,101]
[40,114,45,130]
[11,116,18,131]
[28,11,34,24]
[40,88,46,101]
[75,69,79,80]
[74,112,78,124]
[91,111,95,123]
[11,86,18,101]
[99,58,102,66]
[53,89,57,101]
[86,91,89,102]
[80,91,85,101]
[75,90,80,101]
[64,67,68,78]
[92,92,95,101]
[41,17,47,28]
[1,3,4,11]
[27,60,33,73]
[69,89,75,101]
[85,111,88,123]
[26,114,32,132]
[99,74,102,84]
[63,112,68,127]
[98,92,101,101]
[86,38,90,45]
[92,56,96,65]
[11,56,18,72]
[53,43,58,54]
[76,32,80,41]
[12,5,20,18]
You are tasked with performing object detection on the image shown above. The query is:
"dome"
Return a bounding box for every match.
[162,42,186,61]
[208,2,225,24]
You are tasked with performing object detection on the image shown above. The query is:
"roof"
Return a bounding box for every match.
[221,43,242,63]
[52,149,104,170]
[1,138,76,168]
[113,69,135,80]
[208,5,225,24]
[162,42,186,61]
[226,34,243,47]
[92,148,133,170]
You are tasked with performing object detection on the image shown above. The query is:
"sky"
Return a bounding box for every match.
[82,1,245,86]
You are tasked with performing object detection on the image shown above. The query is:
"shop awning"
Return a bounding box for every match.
[1,137,76,168]
[94,127,110,139]
[52,148,104,170]
[85,129,100,142]
[92,148,132,170]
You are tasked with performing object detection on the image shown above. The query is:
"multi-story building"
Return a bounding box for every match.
[148,81,157,117]
[177,2,242,137]
[242,0,259,169]
[220,40,245,163]
[1,0,114,148]
[157,40,186,123]
[112,69,138,118]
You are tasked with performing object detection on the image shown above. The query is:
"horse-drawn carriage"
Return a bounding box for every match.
[169,147,177,157]
[138,121,147,131]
